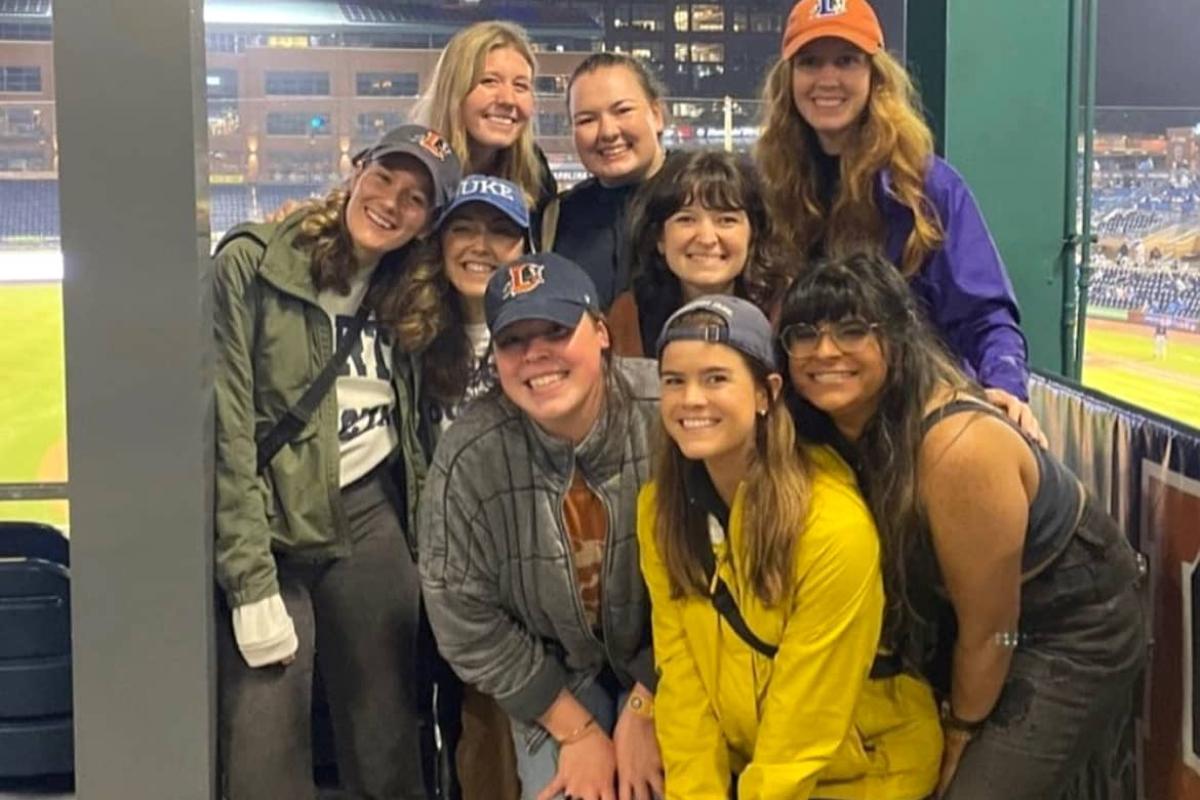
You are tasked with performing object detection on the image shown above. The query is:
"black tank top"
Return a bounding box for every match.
[921,399,1081,577]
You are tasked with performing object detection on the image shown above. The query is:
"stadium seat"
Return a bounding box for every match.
[0,522,73,778]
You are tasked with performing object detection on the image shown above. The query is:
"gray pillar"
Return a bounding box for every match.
[53,0,215,796]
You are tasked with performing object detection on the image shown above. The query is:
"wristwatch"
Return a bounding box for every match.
[627,692,655,720]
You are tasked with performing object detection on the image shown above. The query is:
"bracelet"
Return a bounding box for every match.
[940,701,987,736]
[559,717,597,747]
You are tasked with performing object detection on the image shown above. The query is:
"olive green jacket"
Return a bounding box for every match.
[212,212,426,608]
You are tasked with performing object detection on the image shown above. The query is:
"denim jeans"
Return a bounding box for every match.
[942,495,1148,800]
[510,677,623,800]
[218,468,428,800]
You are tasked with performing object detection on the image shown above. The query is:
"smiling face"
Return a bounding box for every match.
[658,203,751,300]
[785,319,888,440]
[493,315,610,443]
[569,65,665,187]
[441,203,526,308]
[461,46,534,161]
[344,155,434,266]
[791,37,872,155]
[660,340,772,469]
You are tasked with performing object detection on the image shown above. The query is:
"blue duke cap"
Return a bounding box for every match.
[485,253,600,336]
[437,174,530,230]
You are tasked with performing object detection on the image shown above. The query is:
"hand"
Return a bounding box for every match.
[536,727,617,800]
[935,730,972,798]
[983,388,1048,448]
[612,703,664,800]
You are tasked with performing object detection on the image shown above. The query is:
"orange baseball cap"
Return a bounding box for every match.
[781,0,884,60]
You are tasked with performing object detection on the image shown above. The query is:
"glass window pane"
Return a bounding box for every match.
[673,3,689,31]
[691,4,725,32]
[356,71,419,97]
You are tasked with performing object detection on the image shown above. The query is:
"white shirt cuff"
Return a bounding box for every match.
[232,593,299,668]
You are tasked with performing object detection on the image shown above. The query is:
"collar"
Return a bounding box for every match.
[684,460,729,531]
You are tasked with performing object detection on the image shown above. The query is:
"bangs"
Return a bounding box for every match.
[679,171,748,213]
[780,264,877,327]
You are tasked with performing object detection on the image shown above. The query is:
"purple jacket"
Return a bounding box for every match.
[879,157,1030,399]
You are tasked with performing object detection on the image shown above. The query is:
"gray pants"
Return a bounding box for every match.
[218,468,428,800]
[943,496,1148,800]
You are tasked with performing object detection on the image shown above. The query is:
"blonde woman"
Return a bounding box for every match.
[756,0,1039,437]
[640,296,941,799]
[413,20,556,212]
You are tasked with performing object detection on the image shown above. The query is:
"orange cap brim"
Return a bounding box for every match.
[782,28,882,61]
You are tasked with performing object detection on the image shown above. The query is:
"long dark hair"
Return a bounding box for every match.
[627,151,793,350]
[777,252,976,662]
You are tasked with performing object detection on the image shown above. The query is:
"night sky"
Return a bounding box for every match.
[1096,0,1200,108]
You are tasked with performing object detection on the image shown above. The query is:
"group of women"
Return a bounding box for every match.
[212,1,1147,799]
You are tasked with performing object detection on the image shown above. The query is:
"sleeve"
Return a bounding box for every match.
[636,485,732,799]
[417,450,568,724]
[925,168,1031,399]
[213,241,282,609]
[737,491,885,800]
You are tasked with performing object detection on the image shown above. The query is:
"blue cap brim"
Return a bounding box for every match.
[436,195,530,232]
[489,300,587,337]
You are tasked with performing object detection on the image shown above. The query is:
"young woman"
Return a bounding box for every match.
[778,252,1147,798]
[402,173,531,800]
[418,254,664,800]
[413,20,556,212]
[610,150,790,356]
[639,295,941,799]
[213,124,461,800]
[541,52,670,308]
[756,0,1038,435]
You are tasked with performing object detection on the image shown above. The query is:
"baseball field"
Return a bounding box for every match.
[3,282,1199,530]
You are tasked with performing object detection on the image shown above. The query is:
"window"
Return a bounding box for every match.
[695,63,725,79]
[263,152,337,184]
[0,66,42,92]
[631,42,663,62]
[357,111,403,137]
[356,72,419,97]
[535,74,569,94]
[750,12,781,33]
[674,42,689,62]
[691,4,725,32]
[631,5,663,32]
[266,112,331,136]
[264,70,330,96]
[0,106,44,137]
[537,111,571,137]
[673,3,689,32]
[0,21,52,40]
[206,69,238,100]
[732,10,748,32]
[266,35,310,48]
[691,43,724,63]
[208,103,239,137]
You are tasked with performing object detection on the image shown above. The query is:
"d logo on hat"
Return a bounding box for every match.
[814,0,847,17]
[419,130,452,161]
[504,263,546,298]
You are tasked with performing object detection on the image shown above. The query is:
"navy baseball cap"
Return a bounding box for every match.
[485,253,600,336]
[656,295,778,370]
[437,174,530,231]
[353,124,461,214]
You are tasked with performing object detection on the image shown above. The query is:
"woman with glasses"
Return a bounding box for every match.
[639,295,941,799]
[756,0,1040,440]
[778,252,1146,799]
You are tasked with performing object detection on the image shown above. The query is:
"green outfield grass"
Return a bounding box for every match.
[0,282,68,528]
[1082,318,1200,431]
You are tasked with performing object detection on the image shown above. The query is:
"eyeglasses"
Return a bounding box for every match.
[779,319,879,358]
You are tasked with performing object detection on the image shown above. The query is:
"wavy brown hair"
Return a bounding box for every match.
[755,49,943,275]
[777,252,977,663]
[293,172,449,355]
[412,21,546,207]
[627,150,794,344]
[653,310,810,606]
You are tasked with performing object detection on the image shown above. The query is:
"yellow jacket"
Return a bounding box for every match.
[637,446,941,800]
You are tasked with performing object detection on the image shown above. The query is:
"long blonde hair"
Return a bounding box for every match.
[412,21,546,206]
[653,312,810,606]
[755,49,943,275]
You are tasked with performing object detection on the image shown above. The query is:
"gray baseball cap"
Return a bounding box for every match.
[353,124,462,215]
[656,295,778,370]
